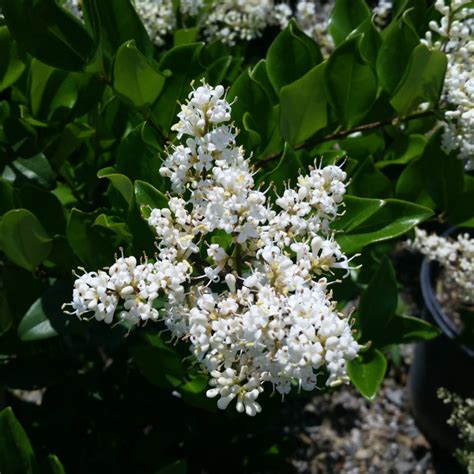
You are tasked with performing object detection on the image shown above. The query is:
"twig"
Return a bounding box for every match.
[261,110,435,164]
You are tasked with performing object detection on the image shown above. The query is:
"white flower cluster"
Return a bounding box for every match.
[373,0,392,28]
[202,0,291,46]
[67,82,360,415]
[133,0,177,47]
[423,0,474,169]
[409,228,474,305]
[294,1,334,56]
[62,0,82,19]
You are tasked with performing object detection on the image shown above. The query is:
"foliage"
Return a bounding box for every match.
[0,0,472,472]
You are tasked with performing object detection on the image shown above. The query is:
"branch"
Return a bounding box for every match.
[261,110,435,165]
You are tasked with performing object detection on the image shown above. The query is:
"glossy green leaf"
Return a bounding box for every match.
[0,407,39,474]
[336,199,433,253]
[390,44,447,115]
[328,0,371,45]
[174,27,199,46]
[47,455,66,474]
[93,214,133,241]
[131,333,185,389]
[82,0,153,59]
[266,19,322,93]
[358,257,398,344]
[347,349,387,400]
[17,293,59,342]
[152,43,205,133]
[19,185,67,236]
[134,180,168,215]
[0,209,52,271]
[0,26,26,91]
[395,157,435,208]
[18,279,81,340]
[98,167,134,205]
[418,129,464,214]
[280,62,328,145]
[29,60,80,121]
[66,209,115,268]
[325,36,377,127]
[117,123,164,187]
[2,0,95,71]
[10,154,56,190]
[332,195,385,233]
[228,69,274,145]
[348,156,392,198]
[0,178,15,216]
[377,134,427,168]
[258,143,304,195]
[113,40,166,109]
[349,18,382,67]
[380,315,440,345]
[376,11,419,95]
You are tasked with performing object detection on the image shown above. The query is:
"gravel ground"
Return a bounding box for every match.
[283,346,437,474]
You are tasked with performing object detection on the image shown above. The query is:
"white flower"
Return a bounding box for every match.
[422,0,474,168]
[67,81,360,415]
[408,228,474,305]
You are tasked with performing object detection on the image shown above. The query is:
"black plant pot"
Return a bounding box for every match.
[408,247,474,452]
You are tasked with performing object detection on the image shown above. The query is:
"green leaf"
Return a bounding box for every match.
[47,455,66,474]
[332,195,385,233]
[377,134,427,168]
[28,60,80,121]
[395,158,435,208]
[0,178,15,216]
[348,156,392,198]
[82,0,153,59]
[134,180,168,213]
[93,214,133,241]
[258,143,304,195]
[380,315,440,345]
[418,129,464,215]
[0,209,52,272]
[17,295,59,342]
[358,257,398,344]
[328,0,371,46]
[266,19,322,93]
[0,26,26,91]
[376,11,419,95]
[349,18,382,67]
[18,280,81,340]
[2,0,95,71]
[113,40,166,109]
[66,209,116,268]
[280,62,328,145]
[10,154,56,190]
[336,199,433,253]
[174,27,199,46]
[228,69,274,146]
[390,44,447,115]
[347,349,387,400]
[0,407,39,474]
[98,167,134,205]
[152,43,205,133]
[19,185,67,236]
[325,36,377,128]
[131,333,185,389]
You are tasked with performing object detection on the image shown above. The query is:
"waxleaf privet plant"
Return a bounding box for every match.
[0,0,472,471]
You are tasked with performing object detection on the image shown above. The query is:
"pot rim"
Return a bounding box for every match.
[420,227,474,358]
